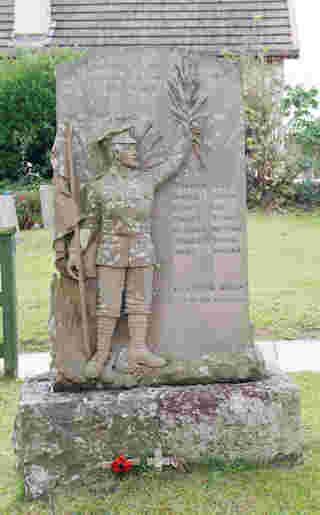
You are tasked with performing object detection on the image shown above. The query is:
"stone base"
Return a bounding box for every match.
[56,344,268,388]
[13,372,303,500]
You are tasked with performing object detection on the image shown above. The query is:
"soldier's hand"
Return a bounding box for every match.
[192,127,201,139]
[67,253,80,280]
[120,151,137,169]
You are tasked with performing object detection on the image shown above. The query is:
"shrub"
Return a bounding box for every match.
[0,177,51,194]
[0,178,13,194]
[15,190,42,230]
[241,52,301,210]
[246,155,300,210]
[0,49,86,184]
[294,179,320,208]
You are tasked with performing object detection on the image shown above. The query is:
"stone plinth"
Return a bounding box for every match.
[82,344,268,387]
[39,185,55,229]
[0,195,20,234]
[13,372,303,500]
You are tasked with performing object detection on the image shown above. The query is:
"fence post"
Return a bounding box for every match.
[0,226,18,377]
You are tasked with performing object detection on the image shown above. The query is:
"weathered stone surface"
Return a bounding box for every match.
[83,343,268,387]
[0,195,19,233]
[13,372,303,499]
[39,185,55,229]
[24,465,56,500]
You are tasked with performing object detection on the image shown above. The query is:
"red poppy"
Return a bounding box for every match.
[111,455,133,474]
[19,196,25,201]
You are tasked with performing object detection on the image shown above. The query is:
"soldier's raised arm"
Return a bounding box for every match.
[151,130,192,191]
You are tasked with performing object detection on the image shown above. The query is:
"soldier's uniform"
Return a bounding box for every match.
[72,129,191,375]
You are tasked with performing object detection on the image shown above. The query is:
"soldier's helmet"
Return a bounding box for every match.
[96,127,136,156]
[112,130,136,154]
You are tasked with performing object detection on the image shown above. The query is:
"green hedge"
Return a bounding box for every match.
[0,49,86,184]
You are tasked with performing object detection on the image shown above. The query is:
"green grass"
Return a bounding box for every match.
[0,229,54,353]
[15,230,55,351]
[0,371,318,514]
[248,211,320,340]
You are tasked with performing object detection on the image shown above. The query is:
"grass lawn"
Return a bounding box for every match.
[0,229,55,353]
[248,211,320,340]
[2,210,319,354]
[0,371,318,514]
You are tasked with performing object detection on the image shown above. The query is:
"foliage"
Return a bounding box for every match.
[281,85,320,166]
[240,53,300,209]
[15,479,25,503]
[15,191,42,230]
[281,85,319,127]
[223,17,305,209]
[246,152,299,210]
[0,179,14,194]
[0,177,51,195]
[0,49,86,184]
[223,29,301,210]
[294,179,320,208]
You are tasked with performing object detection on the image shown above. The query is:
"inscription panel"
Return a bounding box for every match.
[150,53,249,358]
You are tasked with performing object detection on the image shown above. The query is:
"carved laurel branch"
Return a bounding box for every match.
[126,57,211,170]
[167,54,209,131]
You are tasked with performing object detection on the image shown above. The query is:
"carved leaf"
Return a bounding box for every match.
[167,54,209,130]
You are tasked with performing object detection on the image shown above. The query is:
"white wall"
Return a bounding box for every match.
[15,0,50,34]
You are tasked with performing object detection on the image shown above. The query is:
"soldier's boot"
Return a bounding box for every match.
[90,316,117,377]
[128,314,167,372]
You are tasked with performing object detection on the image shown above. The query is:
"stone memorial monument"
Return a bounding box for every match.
[13,49,302,500]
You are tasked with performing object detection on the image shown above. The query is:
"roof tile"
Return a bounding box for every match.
[0,0,14,47]
[50,0,298,56]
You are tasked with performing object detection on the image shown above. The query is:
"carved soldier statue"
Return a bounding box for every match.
[70,121,199,377]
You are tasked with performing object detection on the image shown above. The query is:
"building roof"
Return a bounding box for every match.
[0,0,299,57]
[0,0,14,48]
[50,0,299,57]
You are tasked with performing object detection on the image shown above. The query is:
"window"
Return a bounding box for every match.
[15,0,50,34]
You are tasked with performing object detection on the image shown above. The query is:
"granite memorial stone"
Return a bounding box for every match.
[50,48,266,385]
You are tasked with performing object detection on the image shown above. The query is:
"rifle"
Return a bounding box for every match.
[64,122,91,360]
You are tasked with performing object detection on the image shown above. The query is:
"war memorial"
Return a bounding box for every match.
[13,48,302,499]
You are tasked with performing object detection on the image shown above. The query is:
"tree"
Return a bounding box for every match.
[281,85,320,171]
[240,54,300,209]
[0,49,86,185]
